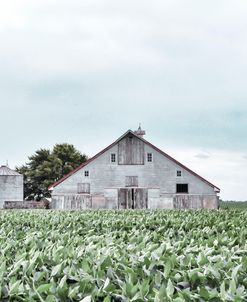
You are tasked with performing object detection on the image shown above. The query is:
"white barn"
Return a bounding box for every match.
[49,128,220,209]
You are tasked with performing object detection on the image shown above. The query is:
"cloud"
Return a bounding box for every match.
[195,152,211,159]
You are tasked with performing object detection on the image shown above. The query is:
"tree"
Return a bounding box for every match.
[16,144,88,200]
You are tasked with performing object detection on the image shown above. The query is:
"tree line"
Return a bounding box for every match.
[16,144,88,200]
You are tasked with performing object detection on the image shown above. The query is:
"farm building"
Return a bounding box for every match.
[49,127,220,209]
[0,165,23,208]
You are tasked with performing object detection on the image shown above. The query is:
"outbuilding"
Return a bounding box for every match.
[49,127,220,209]
[0,165,24,208]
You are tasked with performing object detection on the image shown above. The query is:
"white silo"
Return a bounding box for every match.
[0,165,23,208]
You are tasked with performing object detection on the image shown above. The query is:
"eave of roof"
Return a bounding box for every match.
[48,130,220,191]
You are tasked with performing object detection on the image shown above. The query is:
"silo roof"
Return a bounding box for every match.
[0,165,21,176]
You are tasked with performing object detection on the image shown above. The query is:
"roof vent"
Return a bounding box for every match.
[134,124,146,138]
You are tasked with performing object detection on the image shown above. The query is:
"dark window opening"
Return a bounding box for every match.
[147,153,153,162]
[176,184,188,193]
[111,153,116,162]
[85,171,89,177]
[177,170,182,177]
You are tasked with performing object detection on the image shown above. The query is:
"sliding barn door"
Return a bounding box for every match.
[118,188,128,209]
[135,189,148,209]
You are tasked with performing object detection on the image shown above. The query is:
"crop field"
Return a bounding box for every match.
[0,210,247,302]
[220,201,247,210]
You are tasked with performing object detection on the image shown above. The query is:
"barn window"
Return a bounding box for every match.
[84,171,89,177]
[177,170,182,177]
[111,153,116,163]
[78,183,90,194]
[125,176,138,187]
[147,153,153,162]
[176,184,188,193]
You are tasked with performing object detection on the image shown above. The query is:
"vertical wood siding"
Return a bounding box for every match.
[125,176,138,187]
[135,188,148,209]
[118,136,144,165]
[117,188,147,209]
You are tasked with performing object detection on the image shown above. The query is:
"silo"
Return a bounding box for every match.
[0,165,23,208]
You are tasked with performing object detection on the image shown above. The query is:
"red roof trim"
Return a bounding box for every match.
[49,130,220,191]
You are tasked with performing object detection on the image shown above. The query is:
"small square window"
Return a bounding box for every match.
[177,170,182,177]
[147,153,153,162]
[84,171,89,177]
[111,153,116,163]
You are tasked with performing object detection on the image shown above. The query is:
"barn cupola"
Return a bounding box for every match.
[134,124,146,138]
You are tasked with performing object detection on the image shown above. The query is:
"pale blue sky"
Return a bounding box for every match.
[0,0,246,200]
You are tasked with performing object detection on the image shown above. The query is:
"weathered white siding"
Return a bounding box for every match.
[51,133,219,209]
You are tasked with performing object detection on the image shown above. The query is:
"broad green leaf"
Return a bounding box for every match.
[220,281,226,300]
[103,277,110,290]
[9,280,21,295]
[45,295,57,302]
[68,286,79,299]
[37,283,52,294]
[229,278,236,295]
[51,264,62,277]
[166,279,174,297]
[80,296,91,302]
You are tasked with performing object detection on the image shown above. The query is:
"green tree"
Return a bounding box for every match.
[16,144,87,200]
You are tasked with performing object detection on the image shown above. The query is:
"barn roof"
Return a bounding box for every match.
[48,130,220,191]
[0,165,21,176]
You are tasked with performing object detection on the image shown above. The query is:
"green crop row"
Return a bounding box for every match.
[0,209,246,301]
[220,201,247,210]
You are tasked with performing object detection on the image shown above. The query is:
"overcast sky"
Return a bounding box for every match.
[0,0,246,200]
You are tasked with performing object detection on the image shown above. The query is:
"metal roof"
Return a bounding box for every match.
[0,165,21,176]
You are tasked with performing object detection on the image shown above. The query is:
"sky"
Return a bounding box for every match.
[0,0,246,200]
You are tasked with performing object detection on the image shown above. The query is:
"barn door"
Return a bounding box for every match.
[135,189,148,209]
[118,188,147,209]
[118,188,128,209]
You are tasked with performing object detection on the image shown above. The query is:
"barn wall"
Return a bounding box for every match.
[104,189,118,209]
[203,195,219,209]
[0,175,23,208]
[148,189,162,209]
[51,135,218,209]
[148,192,218,209]
[52,143,215,195]
[173,194,219,209]
[50,194,91,209]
